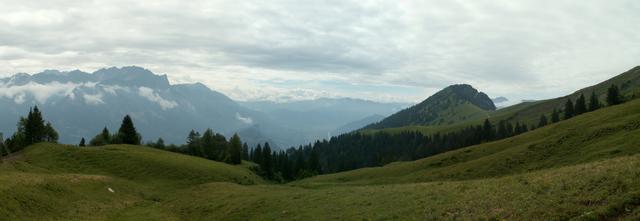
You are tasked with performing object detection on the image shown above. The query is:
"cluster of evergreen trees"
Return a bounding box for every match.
[1,106,58,156]
[148,129,244,165]
[559,92,600,121]
[540,84,625,128]
[84,115,142,146]
[247,142,320,181]
[276,118,532,174]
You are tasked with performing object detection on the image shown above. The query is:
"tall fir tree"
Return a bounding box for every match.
[574,94,587,115]
[308,148,321,174]
[538,114,548,128]
[79,137,86,147]
[253,144,263,165]
[242,143,250,161]
[514,122,522,135]
[154,138,165,149]
[551,109,560,123]
[607,84,622,106]
[24,106,46,145]
[497,120,507,139]
[44,122,58,142]
[228,133,243,165]
[187,130,201,156]
[481,119,494,141]
[588,91,601,111]
[506,122,514,136]
[101,127,110,141]
[262,142,273,178]
[0,132,7,156]
[201,129,216,159]
[116,115,140,145]
[564,99,575,120]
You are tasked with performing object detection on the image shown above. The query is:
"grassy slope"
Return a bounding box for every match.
[1,100,640,220]
[0,144,263,220]
[19,144,261,186]
[365,66,640,136]
[167,156,640,220]
[298,99,640,186]
[7,151,636,220]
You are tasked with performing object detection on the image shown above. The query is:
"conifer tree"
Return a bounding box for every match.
[308,148,320,174]
[538,114,548,128]
[187,130,201,156]
[294,146,305,177]
[497,120,507,139]
[101,127,110,141]
[242,143,250,161]
[551,109,560,123]
[90,127,111,146]
[0,132,6,156]
[24,106,46,145]
[79,138,86,147]
[201,129,216,159]
[253,144,263,165]
[44,122,58,142]
[154,138,165,149]
[564,99,575,120]
[574,94,587,115]
[588,91,601,111]
[228,133,242,165]
[607,84,622,106]
[262,142,273,178]
[281,152,293,180]
[116,115,140,145]
[514,122,522,135]
[506,122,514,137]
[481,119,494,141]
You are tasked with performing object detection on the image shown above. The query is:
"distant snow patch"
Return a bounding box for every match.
[235,112,253,124]
[138,87,177,110]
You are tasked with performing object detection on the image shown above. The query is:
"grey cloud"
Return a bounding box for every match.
[1,0,639,102]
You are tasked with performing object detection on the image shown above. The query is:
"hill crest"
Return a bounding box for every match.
[364,84,495,129]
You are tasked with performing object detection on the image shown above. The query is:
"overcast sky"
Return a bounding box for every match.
[1,0,638,103]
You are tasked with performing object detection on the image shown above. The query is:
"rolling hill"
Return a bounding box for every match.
[0,144,263,220]
[364,84,495,129]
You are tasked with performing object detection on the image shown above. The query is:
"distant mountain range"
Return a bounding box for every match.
[0,66,409,148]
[364,84,495,129]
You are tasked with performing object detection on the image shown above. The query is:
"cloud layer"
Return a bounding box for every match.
[138,87,178,110]
[0,81,86,104]
[1,0,639,102]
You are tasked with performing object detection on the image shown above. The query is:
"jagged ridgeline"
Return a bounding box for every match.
[365,84,495,129]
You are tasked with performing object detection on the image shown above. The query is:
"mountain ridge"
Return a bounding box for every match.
[364,84,495,129]
[0,66,409,148]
